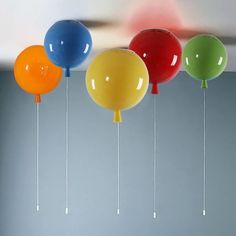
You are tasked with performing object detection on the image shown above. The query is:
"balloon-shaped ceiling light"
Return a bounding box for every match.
[86,48,148,215]
[14,45,62,213]
[183,34,227,216]
[129,29,182,219]
[44,20,92,215]
[129,29,182,95]
[44,20,92,77]
[183,34,227,89]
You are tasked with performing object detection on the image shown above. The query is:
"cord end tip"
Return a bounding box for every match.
[65,207,69,215]
[153,212,157,219]
[202,210,206,216]
[117,209,120,215]
[36,205,40,212]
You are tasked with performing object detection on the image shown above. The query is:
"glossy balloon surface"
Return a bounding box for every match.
[44,20,92,75]
[129,29,182,94]
[86,49,149,122]
[14,45,62,101]
[183,34,227,82]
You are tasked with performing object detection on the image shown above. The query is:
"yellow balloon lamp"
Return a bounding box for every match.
[86,49,149,122]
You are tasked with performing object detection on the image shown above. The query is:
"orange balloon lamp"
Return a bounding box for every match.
[14,45,62,103]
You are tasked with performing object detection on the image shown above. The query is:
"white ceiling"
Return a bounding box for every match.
[1,0,236,70]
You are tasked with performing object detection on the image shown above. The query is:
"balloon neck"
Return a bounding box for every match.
[151,83,158,95]
[113,110,122,123]
[34,94,41,104]
[65,68,71,77]
[201,80,208,89]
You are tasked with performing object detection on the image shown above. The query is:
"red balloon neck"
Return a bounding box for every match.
[151,83,159,95]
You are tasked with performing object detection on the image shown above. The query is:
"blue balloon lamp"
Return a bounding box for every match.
[44,20,92,77]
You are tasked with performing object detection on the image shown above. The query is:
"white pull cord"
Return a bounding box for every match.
[153,95,157,219]
[36,102,40,212]
[65,77,69,215]
[203,89,206,216]
[117,123,120,215]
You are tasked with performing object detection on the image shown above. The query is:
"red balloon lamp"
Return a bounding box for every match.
[129,29,182,94]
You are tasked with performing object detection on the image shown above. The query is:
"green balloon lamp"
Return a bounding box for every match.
[183,34,227,217]
[183,34,227,88]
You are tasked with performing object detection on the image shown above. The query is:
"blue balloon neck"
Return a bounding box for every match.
[65,68,71,77]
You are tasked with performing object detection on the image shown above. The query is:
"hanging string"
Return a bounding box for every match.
[153,95,157,219]
[117,123,120,215]
[65,77,69,215]
[36,102,40,212]
[203,89,206,216]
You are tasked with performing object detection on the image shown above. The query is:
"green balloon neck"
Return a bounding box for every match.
[201,80,208,89]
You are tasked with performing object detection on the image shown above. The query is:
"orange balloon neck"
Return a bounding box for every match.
[34,94,41,103]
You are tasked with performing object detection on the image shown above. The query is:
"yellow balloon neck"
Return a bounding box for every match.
[113,110,122,123]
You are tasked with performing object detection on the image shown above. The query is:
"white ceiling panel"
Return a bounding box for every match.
[0,0,235,70]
